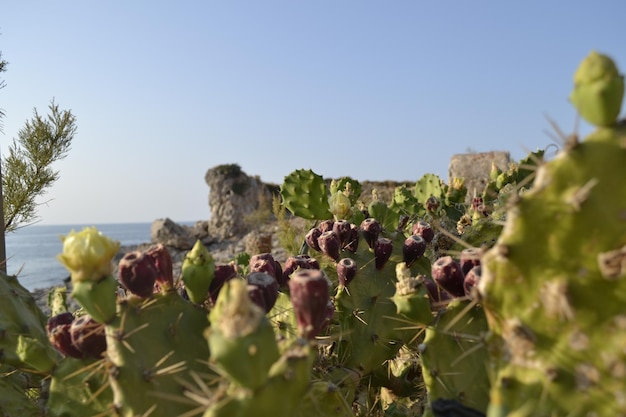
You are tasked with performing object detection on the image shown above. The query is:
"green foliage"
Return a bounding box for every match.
[0,49,7,132]
[2,100,76,232]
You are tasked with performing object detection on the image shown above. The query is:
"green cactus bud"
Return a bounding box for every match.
[71,275,118,324]
[181,239,215,304]
[570,50,624,126]
[328,188,352,220]
[391,263,434,325]
[207,279,280,390]
[57,226,120,283]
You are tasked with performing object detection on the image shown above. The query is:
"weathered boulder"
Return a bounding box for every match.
[150,218,195,249]
[205,164,278,239]
[448,151,510,202]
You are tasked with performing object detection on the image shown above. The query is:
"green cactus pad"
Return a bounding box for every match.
[47,356,113,417]
[105,291,211,416]
[570,50,624,127]
[481,122,626,415]
[207,279,279,391]
[281,169,333,220]
[420,299,490,413]
[0,272,58,373]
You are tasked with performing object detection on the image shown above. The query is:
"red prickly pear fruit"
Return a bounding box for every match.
[360,218,382,249]
[246,271,279,312]
[305,227,322,252]
[423,277,452,310]
[412,220,435,243]
[332,220,352,248]
[463,265,482,297]
[322,299,335,331]
[118,251,158,298]
[425,196,440,213]
[344,224,359,253]
[337,258,357,287]
[288,268,331,340]
[145,243,174,290]
[459,247,482,276]
[397,214,410,232]
[317,231,341,262]
[247,284,267,312]
[403,235,427,267]
[374,237,393,270]
[282,255,320,286]
[249,253,282,283]
[318,219,335,233]
[209,263,238,304]
[70,314,107,358]
[47,313,84,358]
[431,256,465,297]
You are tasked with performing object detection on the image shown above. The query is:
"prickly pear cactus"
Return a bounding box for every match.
[0,272,59,374]
[281,169,333,220]
[480,51,626,416]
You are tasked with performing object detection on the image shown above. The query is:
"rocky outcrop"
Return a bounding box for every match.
[150,218,196,249]
[205,164,279,239]
[448,151,511,202]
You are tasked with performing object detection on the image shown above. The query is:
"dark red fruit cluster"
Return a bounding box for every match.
[118,244,175,297]
[305,219,360,261]
[429,248,483,305]
[47,312,107,359]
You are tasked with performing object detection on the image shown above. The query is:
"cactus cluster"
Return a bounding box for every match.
[0,49,624,417]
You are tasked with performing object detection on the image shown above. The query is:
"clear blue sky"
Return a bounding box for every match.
[2,1,625,225]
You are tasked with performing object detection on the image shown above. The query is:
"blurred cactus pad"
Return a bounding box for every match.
[1,50,625,417]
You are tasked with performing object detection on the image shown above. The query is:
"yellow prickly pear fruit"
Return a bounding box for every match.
[57,227,120,323]
[57,227,120,283]
[570,50,624,126]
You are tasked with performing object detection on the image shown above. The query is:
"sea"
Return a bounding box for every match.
[4,222,193,292]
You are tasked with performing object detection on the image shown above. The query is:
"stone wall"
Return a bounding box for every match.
[448,151,510,202]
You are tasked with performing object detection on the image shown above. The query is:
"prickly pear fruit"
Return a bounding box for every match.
[431,256,465,297]
[207,279,280,390]
[69,314,106,358]
[57,226,120,283]
[412,220,435,243]
[288,268,331,339]
[145,243,174,290]
[209,262,238,303]
[282,255,320,286]
[58,227,120,323]
[403,235,427,267]
[118,251,158,298]
[181,239,215,304]
[318,230,342,262]
[360,217,382,249]
[246,271,279,312]
[47,312,83,359]
[374,237,393,269]
[337,257,358,287]
[249,253,282,283]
